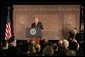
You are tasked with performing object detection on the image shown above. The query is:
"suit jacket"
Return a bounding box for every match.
[31,22,43,30]
[68,32,81,44]
[75,33,82,44]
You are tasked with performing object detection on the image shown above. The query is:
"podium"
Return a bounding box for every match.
[26,27,42,45]
[26,27,42,38]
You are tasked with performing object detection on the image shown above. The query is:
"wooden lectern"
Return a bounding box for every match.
[26,27,42,46]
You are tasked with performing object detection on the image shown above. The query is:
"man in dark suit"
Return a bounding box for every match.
[31,17,44,46]
[68,28,81,44]
[31,17,43,31]
[68,28,85,56]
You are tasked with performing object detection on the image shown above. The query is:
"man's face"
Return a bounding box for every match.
[73,29,77,33]
[34,17,38,23]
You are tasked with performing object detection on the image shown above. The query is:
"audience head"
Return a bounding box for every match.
[27,38,31,43]
[44,39,49,43]
[69,39,79,50]
[63,39,69,48]
[31,40,35,46]
[10,39,17,47]
[72,28,78,34]
[35,44,41,52]
[66,50,76,56]
[52,43,58,51]
[43,45,54,56]
[58,40,63,46]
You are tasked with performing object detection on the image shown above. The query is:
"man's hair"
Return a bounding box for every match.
[73,28,77,30]
[34,16,38,19]
[69,41,79,50]
[66,50,76,56]
[8,36,15,43]
[63,39,69,48]
[43,45,54,56]
[57,40,63,46]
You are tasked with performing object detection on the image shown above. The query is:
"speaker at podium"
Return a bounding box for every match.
[26,27,42,38]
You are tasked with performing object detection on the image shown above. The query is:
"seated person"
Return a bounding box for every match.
[68,39,79,51]
[8,37,17,56]
[57,39,69,56]
[68,28,81,44]
[43,45,54,56]
[66,50,76,56]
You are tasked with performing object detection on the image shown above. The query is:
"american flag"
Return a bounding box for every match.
[5,10,12,40]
